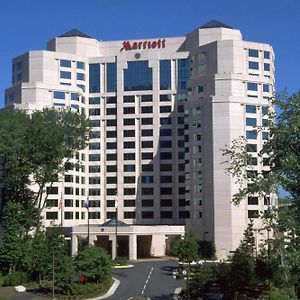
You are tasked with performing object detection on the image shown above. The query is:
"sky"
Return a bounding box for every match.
[0,0,299,108]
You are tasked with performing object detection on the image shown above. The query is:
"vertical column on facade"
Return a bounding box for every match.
[71,234,78,256]
[129,234,137,260]
[110,235,117,259]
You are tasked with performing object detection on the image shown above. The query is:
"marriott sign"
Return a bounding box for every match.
[120,39,166,51]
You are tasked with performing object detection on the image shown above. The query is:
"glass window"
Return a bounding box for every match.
[89,131,100,139]
[46,212,58,220]
[107,119,117,126]
[264,63,270,71]
[160,140,172,148]
[124,164,135,172]
[160,117,172,125]
[247,82,258,91]
[161,211,173,218]
[124,188,135,195]
[60,71,71,79]
[160,94,172,102]
[142,175,154,184]
[141,118,153,125]
[247,144,257,152]
[124,130,135,137]
[106,131,117,138]
[53,91,65,99]
[160,60,171,90]
[89,64,100,93]
[142,199,153,207]
[141,95,152,102]
[77,73,85,80]
[160,129,172,136]
[142,141,153,148]
[107,96,117,104]
[142,152,153,159]
[107,108,117,115]
[106,165,117,172]
[262,106,268,115]
[123,118,135,126]
[141,106,152,113]
[160,164,172,171]
[89,177,101,184]
[107,63,117,92]
[60,59,71,67]
[124,212,135,219]
[246,117,257,126]
[77,61,85,69]
[107,142,117,149]
[177,59,189,91]
[262,132,269,140]
[90,120,100,127]
[89,142,100,150]
[248,49,259,57]
[142,211,154,219]
[246,105,257,114]
[124,141,135,149]
[123,95,135,103]
[89,108,100,116]
[246,130,257,139]
[248,210,259,218]
[124,176,135,183]
[264,51,270,59]
[124,107,135,114]
[249,61,259,70]
[124,61,152,91]
[263,84,270,92]
[160,106,172,113]
[71,93,79,101]
[160,152,172,160]
[142,129,153,137]
[124,153,135,160]
[262,119,269,127]
[107,153,117,161]
[89,97,100,104]
[16,61,22,70]
[89,165,100,173]
[142,164,153,171]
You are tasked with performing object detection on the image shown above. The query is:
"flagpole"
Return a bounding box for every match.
[115,194,118,259]
[87,204,90,245]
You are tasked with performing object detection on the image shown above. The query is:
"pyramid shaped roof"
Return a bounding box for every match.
[200,20,233,29]
[59,29,92,38]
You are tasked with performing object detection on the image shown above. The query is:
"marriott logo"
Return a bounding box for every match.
[120,39,166,51]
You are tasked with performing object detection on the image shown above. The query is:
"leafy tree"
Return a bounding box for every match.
[173,232,199,264]
[74,246,112,284]
[238,219,255,256]
[198,240,216,260]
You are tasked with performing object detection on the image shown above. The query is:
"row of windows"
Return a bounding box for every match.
[46,210,190,220]
[246,130,269,140]
[246,105,269,115]
[248,49,270,59]
[247,82,270,92]
[60,59,85,69]
[248,61,271,71]
[246,117,269,127]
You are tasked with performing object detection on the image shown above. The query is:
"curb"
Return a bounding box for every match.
[112,264,134,269]
[85,277,120,300]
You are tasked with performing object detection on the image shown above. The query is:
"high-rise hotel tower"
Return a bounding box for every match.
[4,20,275,259]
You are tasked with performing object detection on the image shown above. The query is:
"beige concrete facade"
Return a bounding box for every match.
[4,21,275,259]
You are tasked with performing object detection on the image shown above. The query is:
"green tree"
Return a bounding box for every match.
[198,240,216,260]
[238,219,255,256]
[74,246,112,284]
[173,232,199,264]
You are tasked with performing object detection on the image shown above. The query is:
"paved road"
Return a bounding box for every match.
[110,259,185,300]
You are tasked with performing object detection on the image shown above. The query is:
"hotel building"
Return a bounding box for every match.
[4,20,276,259]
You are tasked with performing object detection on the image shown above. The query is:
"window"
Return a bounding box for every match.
[248,196,259,205]
[124,188,135,195]
[177,59,189,91]
[89,108,100,116]
[142,152,153,159]
[107,177,117,184]
[160,94,172,102]
[141,95,152,102]
[160,129,172,136]
[77,61,85,69]
[89,188,100,196]
[142,211,153,219]
[47,186,58,194]
[124,212,135,219]
[142,129,153,136]
[65,187,73,195]
[107,142,117,149]
[264,51,270,59]
[123,95,135,103]
[248,210,259,218]
[142,175,153,183]
[160,60,171,90]
[160,176,172,183]
[107,153,117,161]
[46,212,58,220]
[160,117,172,125]
[89,165,100,173]
[124,176,135,183]
[90,120,100,127]
[247,82,258,91]
[106,131,117,138]
[249,157,258,165]
[124,118,135,126]
[124,107,135,114]
[160,199,172,207]
[160,164,172,171]
[106,108,117,115]
[142,118,153,125]
[160,187,172,195]
[246,118,257,126]
[160,152,172,160]
[262,119,269,127]
[142,199,153,207]
[247,144,257,152]
[124,153,135,160]
[106,96,117,104]
[89,142,101,150]
[246,105,257,114]
[46,199,58,207]
[124,130,135,137]
[89,177,101,184]
[89,97,100,104]
[142,188,154,195]
[89,154,100,161]
[106,119,117,126]
[60,71,71,79]
[89,63,100,93]
[262,132,269,140]
[106,165,117,172]
[60,59,71,67]
[53,91,65,99]
[71,93,79,101]
[106,63,117,92]
[141,106,153,113]
[124,141,135,149]
[263,84,270,92]
[142,164,153,171]
[160,140,172,148]
[248,49,259,57]
[89,212,101,219]
[246,130,257,139]
[161,211,172,218]
[107,189,117,195]
[124,60,152,91]
[107,212,116,219]
[77,73,85,80]
[179,211,190,219]
[124,164,135,172]
[142,141,153,148]
[264,63,270,71]
[160,106,172,113]
[249,61,259,70]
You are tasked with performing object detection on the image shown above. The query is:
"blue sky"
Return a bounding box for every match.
[0,0,299,108]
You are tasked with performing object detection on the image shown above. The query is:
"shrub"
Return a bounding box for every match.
[113,257,129,266]
[3,271,27,286]
[267,288,297,300]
